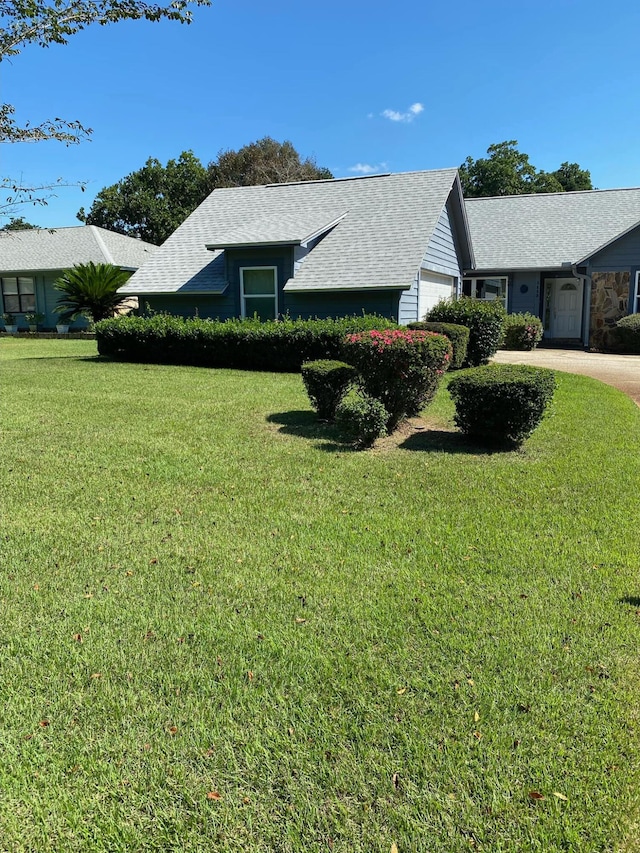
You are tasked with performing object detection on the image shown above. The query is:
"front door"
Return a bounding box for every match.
[546,277,583,339]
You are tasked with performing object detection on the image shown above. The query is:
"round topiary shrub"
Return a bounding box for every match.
[301,359,357,420]
[447,364,557,447]
[342,329,452,430]
[610,313,640,353]
[501,313,544,351]
[426,297,506,366]
[336,391,388,448]
[407,321,470,369]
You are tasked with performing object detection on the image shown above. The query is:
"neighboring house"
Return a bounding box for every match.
[117,170,474,324]
[0,225,157,330]
[464,188,640,348]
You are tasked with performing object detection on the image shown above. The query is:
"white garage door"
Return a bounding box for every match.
[418,270,455,319]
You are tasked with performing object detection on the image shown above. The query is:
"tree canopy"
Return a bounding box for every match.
[79,138,334,245]
[459,141,592,198]
[209,137,333,188]
[77,151,210,246]
[0,216,39,230]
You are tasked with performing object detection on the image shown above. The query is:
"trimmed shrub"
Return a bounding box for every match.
[343,329,452,430]
[501,312,544,351]
[448,364,557,447]
[336,391,388,448]
[95,314,399,372]
[407,321,469,369]
[610,313,640,354]
[426,297,506,366]
[301,360,357,420]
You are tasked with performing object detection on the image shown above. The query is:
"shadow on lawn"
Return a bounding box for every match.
[266,410,358,453]
[398,428,508,456]
[619,596,640,608]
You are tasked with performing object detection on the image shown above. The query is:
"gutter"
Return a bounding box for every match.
[571,264,591,348]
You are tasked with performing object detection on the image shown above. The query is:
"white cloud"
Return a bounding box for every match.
[381,102,425,123]
[349,162,387,174]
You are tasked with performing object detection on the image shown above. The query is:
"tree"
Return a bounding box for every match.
[1,0,210,217]
[0,216,39,230]
[549,161,593,192]
[53,262,131,322]
[459,141,592,197]
[78,151,210,245]
[209,137,333,188]
[78,138,334,244]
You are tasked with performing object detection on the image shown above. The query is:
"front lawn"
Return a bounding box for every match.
[1,338,640,852]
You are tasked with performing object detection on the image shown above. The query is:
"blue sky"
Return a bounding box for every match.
[4,0,640,228]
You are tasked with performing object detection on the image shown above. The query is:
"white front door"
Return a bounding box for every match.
[418,270,455,320]
[547,277,583,339]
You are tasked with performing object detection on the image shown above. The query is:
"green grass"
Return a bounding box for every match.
[1,337,640,852]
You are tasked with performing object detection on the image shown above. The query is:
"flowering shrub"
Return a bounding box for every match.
[343,329,451,429]
[502,313,544,351]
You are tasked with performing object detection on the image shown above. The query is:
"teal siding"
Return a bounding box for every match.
[423,203,463,279]
[509,271,540,315]
[284,289,400,320]
[143,294,236,320]
[226,247,294,318]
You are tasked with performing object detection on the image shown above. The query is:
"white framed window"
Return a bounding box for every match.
[240,267,278,321]
[462,276,508,306]
[635,270,640,314]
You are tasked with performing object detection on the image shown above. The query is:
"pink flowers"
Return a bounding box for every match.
[346,328,445,353]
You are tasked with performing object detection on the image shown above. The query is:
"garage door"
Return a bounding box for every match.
[418,270,455,320]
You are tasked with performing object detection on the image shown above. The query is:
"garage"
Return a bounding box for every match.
[417,269,455,320]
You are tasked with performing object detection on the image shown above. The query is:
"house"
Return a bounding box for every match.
[117,170,474,324]
[464,188,640,348]
[0,225,157,330]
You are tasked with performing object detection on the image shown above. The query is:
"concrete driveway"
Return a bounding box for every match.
[493,348,640,407]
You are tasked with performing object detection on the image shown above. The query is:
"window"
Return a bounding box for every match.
[462,277,508,306]
[1,276,35,313]
[635,271,640,314]
[240,267,277,321]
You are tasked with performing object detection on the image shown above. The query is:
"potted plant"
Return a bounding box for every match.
[25,312,44,332]
[56,319,71,334]
[2,312,17,334]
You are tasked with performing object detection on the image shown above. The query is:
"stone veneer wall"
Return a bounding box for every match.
[589,271,629,349]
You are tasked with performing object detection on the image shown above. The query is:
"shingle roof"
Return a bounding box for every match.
[0,225,157,272]
[119,170,464,295]
[465,187,640,271]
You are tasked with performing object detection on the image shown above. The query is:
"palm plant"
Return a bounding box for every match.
[54,262,131,323]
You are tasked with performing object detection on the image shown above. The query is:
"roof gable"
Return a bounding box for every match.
[119,169,471,295]
[0,225,157,273]
[465,187,640,271]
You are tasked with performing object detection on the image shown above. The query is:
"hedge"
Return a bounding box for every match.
[406,321,469,369]
[426,297,506,366]
[501,312,544,351]
[301,360,357,420]
[94,314,399,372]
[609,313,640,354]
[336,391,389,448]
[448,364,557,447]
